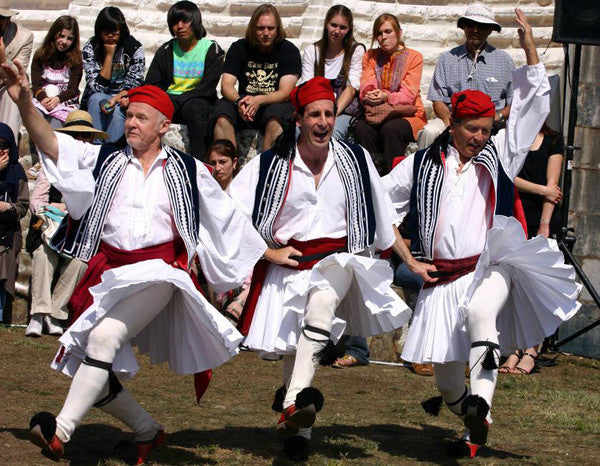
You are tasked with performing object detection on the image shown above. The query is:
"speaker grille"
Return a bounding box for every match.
[553,0,600,46]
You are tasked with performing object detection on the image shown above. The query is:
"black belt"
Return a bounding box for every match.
[290,247,347,263]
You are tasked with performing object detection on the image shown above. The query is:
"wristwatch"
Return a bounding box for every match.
[234,96,242,106]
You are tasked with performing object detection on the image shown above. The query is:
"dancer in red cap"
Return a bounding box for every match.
[385,10,580,457]
[0,66,267,463]
[228,76,411,461]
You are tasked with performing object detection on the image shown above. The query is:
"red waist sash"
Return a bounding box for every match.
[237,237,347,336]
[66,239,211,403]
[422,254,480,289]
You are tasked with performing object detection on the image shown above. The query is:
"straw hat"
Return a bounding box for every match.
[457,3,502,33]
[55,110,109,140]
[0,1,17,17]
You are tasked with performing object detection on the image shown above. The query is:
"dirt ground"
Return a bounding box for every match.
[1,325,599,465]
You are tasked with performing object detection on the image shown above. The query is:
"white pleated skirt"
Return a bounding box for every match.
[402,216,581,364]
[51,259,243,379]
[243,252,411,357]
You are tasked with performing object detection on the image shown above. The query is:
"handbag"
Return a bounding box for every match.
[363,102,417,126]
[37,205,67,245]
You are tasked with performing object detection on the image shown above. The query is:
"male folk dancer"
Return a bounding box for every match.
[228,77,411,462]
[1,60,267,464]
[386,10,580,457]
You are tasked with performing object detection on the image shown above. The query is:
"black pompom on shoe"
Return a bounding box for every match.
[446,439,479,458]
[29,412,64,461]
[283,435,311,462]
[462,395,490,445]
[272,384,287,412]
[295,387,324,413]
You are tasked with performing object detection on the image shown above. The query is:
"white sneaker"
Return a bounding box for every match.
[44,315,64,336]
[25,314,43,337]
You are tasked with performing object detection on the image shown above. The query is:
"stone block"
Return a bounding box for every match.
[573,127,600,169]
[570,213,600,257]
[580,45,600,84]
[558,302,600,359]
[578,84,600,128]
[573,258,600,302]
[163,124,190,154]
[568,168,600,213]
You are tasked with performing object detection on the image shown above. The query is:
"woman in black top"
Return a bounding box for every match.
[500,124,563,374]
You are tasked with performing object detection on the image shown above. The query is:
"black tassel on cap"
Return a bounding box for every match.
[421,396,444,416]
[315,340,345,366]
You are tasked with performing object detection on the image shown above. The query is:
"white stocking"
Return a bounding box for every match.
[467,265,511,408]
[433,361,468,416]
[55,282,174,442]
[283,264,353,408]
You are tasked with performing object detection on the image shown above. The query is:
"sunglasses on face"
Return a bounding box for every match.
[0,141,10,150]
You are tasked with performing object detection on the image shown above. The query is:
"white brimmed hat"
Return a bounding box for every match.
[0,0,17,17]
[457,3,502,33]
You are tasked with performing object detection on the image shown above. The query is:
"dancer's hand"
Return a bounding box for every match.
[407,259,439,284]
[515,8,539,65]
[264,246,302,267]
[0,60,32,106]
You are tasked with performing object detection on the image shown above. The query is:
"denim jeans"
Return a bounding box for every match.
[343,335,370,364]
[394,261,424,292]
[87,92,126,144]
[332,114,353,140]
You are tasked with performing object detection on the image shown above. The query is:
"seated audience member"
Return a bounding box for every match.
[500,123,564,375]
[212,3,301,154]
[300,5,364,140]
[0,2,34,138]
[145,1,224,160]
[418,3,515,149]
[24,110,102,337]
[354,13,426,175]
[206,139,250,322]
[31,16,82,129]
[81,6,144,143]
[207,139,238,190]
[0,123,28,323]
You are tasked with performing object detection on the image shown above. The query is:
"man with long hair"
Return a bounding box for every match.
[212,3,301,154]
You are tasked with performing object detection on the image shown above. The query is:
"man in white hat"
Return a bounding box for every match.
[0,1,33,138]
[417,2,515,149]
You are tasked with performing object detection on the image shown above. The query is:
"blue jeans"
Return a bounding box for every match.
[87,92,126,143]
[344,335,370,364]
[394,261,423,292]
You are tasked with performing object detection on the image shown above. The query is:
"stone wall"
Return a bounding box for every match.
[15,0,564,110]
[559,45,600,359]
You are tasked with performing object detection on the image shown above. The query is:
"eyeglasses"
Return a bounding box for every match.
[0,141,10,150]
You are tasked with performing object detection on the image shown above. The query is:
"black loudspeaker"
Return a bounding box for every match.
[552,0,600,46]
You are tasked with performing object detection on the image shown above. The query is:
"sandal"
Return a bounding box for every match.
[332,355,367,368]
[512,351,540,375]
[498,352,521,374]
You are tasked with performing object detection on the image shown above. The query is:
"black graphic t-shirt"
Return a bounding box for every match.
[223,39,301,96]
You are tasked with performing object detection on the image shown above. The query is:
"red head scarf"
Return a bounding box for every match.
[127,85,175,120]
[451,89,495,120]
[290,77,336,113]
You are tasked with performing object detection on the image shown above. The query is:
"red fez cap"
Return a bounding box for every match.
[451,89,495,119]
[128,85,174,120]
[290,77,336,113]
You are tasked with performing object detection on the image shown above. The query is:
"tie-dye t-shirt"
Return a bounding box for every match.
[168,38,213,95]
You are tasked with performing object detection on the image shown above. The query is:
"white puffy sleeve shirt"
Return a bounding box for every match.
[229,144,397,252]
[41,134,266,291]
[382,63,551,260]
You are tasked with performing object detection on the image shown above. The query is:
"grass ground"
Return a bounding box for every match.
[1,325,599,465]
